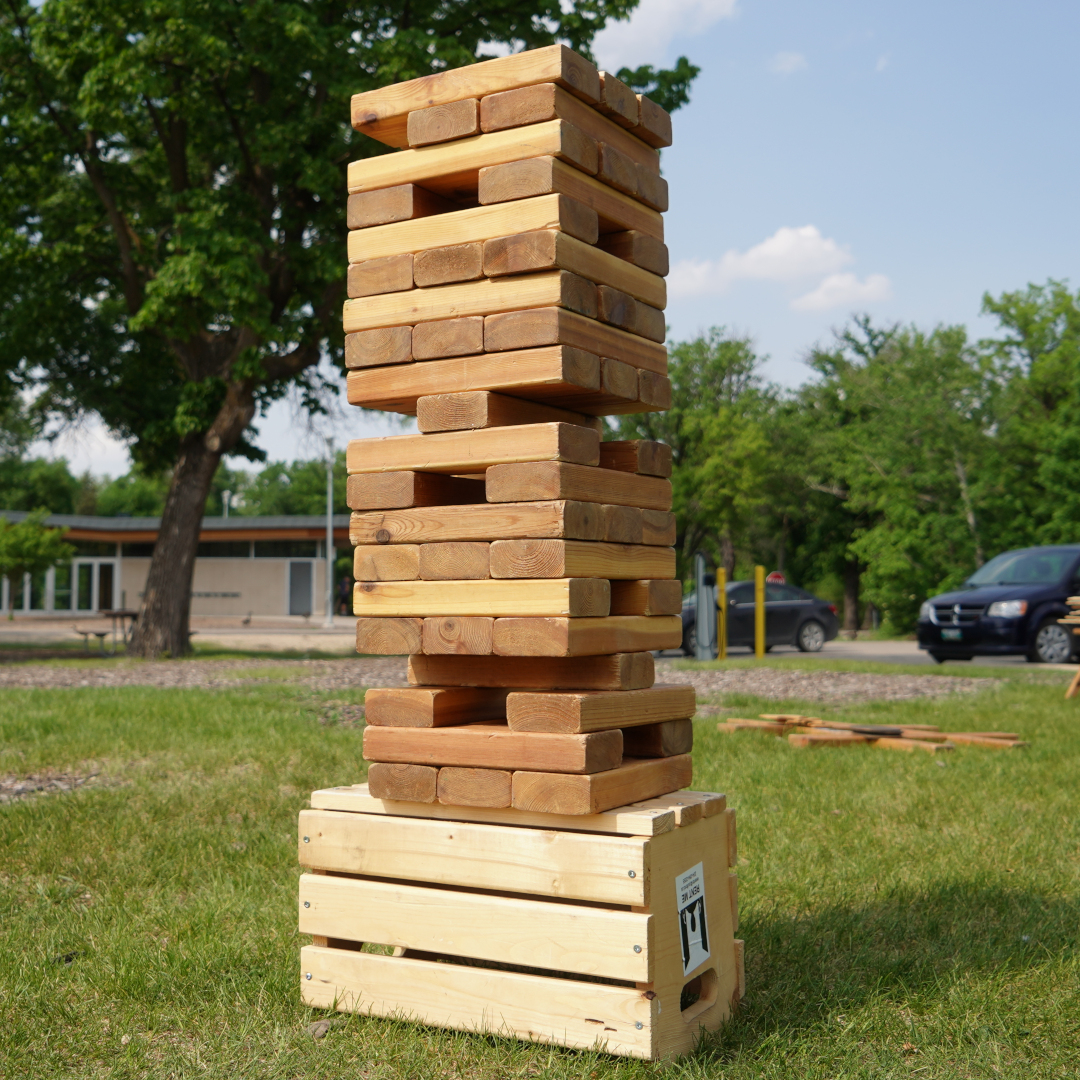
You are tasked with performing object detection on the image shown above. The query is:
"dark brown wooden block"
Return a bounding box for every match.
[367,762,437,802]
[622,719,694,758]
[408,651,655,690]
[344,326,413,369]
[598,231,669,276]
[411,316,485,360]
[609,579,682,616]
[511,755,691,814]
[364,686,510,727]
[347,184,458,229]
[436,767,512,808]
[641,509,677,546]
[413,242,484,287]
[346,471,486,511]
[346,254,414,298]
[486,461,673,511]
[416,391,601,434]
[599,440,672,477]
[635,95,673,149]
[597,71,639,128]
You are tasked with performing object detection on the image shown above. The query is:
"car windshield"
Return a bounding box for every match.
[965,549,1074,586]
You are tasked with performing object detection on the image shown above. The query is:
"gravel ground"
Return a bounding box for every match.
[0,656,994,702]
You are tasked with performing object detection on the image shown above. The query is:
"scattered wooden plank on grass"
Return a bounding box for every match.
[354,577,610,618]
[409,651,655,690]
[407,98,480,146]
[491,614,681,656]
[418,542,491,580]
[364,686,510,727]
[356,617,423,655]
[507,684,695,733]
[489,539,675,580]
[347,185,460,229]
[345,326,413,369]
[717,721,787,735]
[346,471,485,511]
[437,767,512,808]
[412,242,483,287]
[367,762,438,802]
[346,253,414,298]
[939,734,1027,749]
[788,730,870,747]
[416,391,600,434]
[411,316,485,360]
[622,719,693,758]
[486,460,672,510]
[353,544,420,581]
[598,231,669,276]
[598,440,672,477]
[869,737,954,753]
[609,579,682,616]
[422,616,494,655]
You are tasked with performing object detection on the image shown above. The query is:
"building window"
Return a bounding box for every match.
[121,543,156,557]
[54,564,72,610]
[254,540,317,558]
[71,540,118,557]
[195,541,252,558]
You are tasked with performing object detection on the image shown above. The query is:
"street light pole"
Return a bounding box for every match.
[324,438,334,629]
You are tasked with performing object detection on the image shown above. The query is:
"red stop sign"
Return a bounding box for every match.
[766,571,786,584]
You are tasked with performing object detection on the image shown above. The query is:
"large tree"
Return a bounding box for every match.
[0,0,695,656]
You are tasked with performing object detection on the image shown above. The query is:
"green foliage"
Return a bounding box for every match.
[0,509,74,613]
[233,452,349,517]
[617,55,700,113]
[0,457,81,513]
[94,472,171,517]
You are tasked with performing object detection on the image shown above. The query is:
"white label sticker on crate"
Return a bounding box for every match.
[676,862,710,975]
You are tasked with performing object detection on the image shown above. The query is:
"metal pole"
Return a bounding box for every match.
[324,438,334,629]
[754,564,766,658]
[716,567,727,660]
[222,490,231,519]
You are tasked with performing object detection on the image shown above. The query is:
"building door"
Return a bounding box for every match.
[76,563,94,610]
[289,561,313,616]
[98,564,115,611]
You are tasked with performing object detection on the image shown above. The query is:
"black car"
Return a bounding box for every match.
[681,581,841,655]
[917,545,1080,664]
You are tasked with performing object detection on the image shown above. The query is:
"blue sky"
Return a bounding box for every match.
[39,0,1080,475]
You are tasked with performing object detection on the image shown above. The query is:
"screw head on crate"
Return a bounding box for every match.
[628,870,636,878]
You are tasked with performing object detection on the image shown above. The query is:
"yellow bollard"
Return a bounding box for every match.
[716,567,727,660]
[754,565,765,658]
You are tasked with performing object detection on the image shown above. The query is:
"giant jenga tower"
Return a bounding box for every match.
[298,45,742,1059]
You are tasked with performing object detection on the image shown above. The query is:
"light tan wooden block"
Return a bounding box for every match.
[351,45,600,146]
[491,614,681,657]
[622,719,694,758]
[641,509,676,546]
[597,70,640,128]
[609,579,682,616]
[728,871,739,933]
[408,651,655,690]
[418,542,490,580]
[354,577,610,618]
[346,471,485,510]
[407,97,479,146]
[356,617,422,655]
[416,391,600,434]
[412,242,483,287]
[489,539,675,580]
[353,544,420,581]
[599,440,672,477]
[635,94,673,149]
[411,316,485,360]
[629,790,725,826]
[486,461,673,511]
[436,767,512,808]
[366,762,437,802]
[602,504,644,544]
[639,369,672,409]
[598,231,669,276]
[346,253,413,298]
[726,807,737,866]
[344,326,412,369]
[512,754,693,815]
[347,184,459,229]
[506,684,696,733]
[422,616,494,655]
[364,686,509,727]
[346,422,600,476]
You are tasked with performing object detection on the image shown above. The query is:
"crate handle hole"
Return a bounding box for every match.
[680,968,719,1023]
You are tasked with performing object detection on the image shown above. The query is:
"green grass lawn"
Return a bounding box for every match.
[1,666,1078,1078]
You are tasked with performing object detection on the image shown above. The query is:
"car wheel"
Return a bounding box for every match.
[683,625,697,657]
[796,619,825,652]
[929,652,947,664]
[1028,619,1072,664]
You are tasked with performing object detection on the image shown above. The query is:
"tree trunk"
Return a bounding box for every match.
[721,535,735,581]
[842,558,861,639]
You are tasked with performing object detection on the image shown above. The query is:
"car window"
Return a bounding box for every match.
[728,583,755,604]
[966,549,1076,586]
[766,584,802,602]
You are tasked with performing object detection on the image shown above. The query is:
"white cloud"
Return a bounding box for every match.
[27,417,133,480]
[592,0,738,72]
[769,51,808,75]
[875,53,890,73]
[669,225,853,298]
[791,272,892,311]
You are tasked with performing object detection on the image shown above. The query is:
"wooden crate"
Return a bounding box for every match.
[298,786,742,1059]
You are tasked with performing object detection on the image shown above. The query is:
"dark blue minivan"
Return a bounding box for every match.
[916,545,1080,663]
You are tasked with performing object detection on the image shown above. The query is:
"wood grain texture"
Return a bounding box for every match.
[602,504,643,544]
[506,685,696,733]
[346,422,600,476]
[346,254,413,298]
[728,871,739,933]
[635,94,673,149]
[483,306,667,374]
[408,651,655,690]
[347,120,598,198]
[344,326,412,369]
[364,685,510,727]
[599,440,672,477]
[342,271,598,333]
[597,71,639,128]
[350,500,605,545]
[486,461,673,511]
[418,542,490,580]
[356,617,423,654]
[407,97,479,146]
[489,539,675,580]
[634,301,667,343]
[412,242,483,287]
[641,509,677,546]
[367,762,437,802]
[638,369,672,408]
[491,614,682,657]
[347,184,460,229]
[353,544,420,581]
[635,163,669,212]
[347,193,599,263]
[351,45,600,146]
[609,579,683,616]
[416,391,600,434]
[363,722,623,774]
[597,141,640,197]
[597,284,637,332]
[601,357,639,400]
[422,616,494,654]
[436,767,512,808]
[512,754,692,815]
[354,577,611,618]
[726,807,738,866]
[411,316,485,360]
[346,471,485,511]
[622,719,694,758]
[598,230,669,276]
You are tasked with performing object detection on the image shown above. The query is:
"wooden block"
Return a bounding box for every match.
[634,302,667,343]
[622,719,693,758]
[598,142,640,197]
[717,722,786,736]
[489,539,675,580]
[344,326,412,369]
[635,95,673,149]
[482,229,666,308]
[478,82,659,173]
[602,504,643,544]
[597,71,640,128]
[601,357,639,404]
[407,97,480,146]
[600,441,672,478]
[363,722,623,774]
[418,542,490,580]
[354,577,611,618]
[507,684,695,733]
[789,731,869,747]
[422,617,494,655]
[610,579,682,616]
[483,306,667,375]
[408,651,655,690]
[870,736,954,753]
[733,939,746,1004]
[512,755,693,815]
[364,686,509,727]
[436,767,512,808]
[343,271,598,333]
[631,790,726,826]
[412,242,483,287]
[347,184,459,229]
[346,253,413,298]
[347,345,602,414]
[641,509,677,546]
[416,391,601,434]
[356,617,422,655]
[351,45,601,147]
[348,193,599,263]
[411,316,484,360]
[353,544,420,581]
[597,284,637,331]
[639,369,672,409]
[346,471,485,511]
[939,733,1026,749]
[728,871,739,933]
[726,807,737,866]
[487,461,673,511]
[635,163,669,213]
[350,500,605,545]
[491,614,682,657]
[347,120,598,198]
[478,156,663,239]
[346,423,600,476]
[366,762,438,802]
[599,231,669,276]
